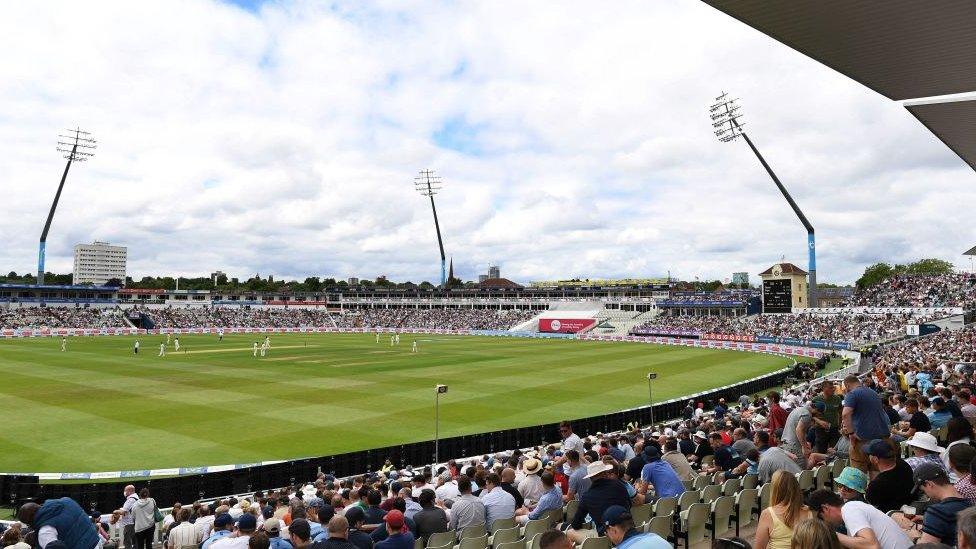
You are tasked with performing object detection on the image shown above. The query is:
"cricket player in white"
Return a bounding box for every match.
[159,342,166,356]
[253,342,258,357]
[390,335,395,347]
[260,341,268,357]
[218,329,224,342]
[134,340,140,354]
[264,336,270,349]
[60,337,66,352]
[376,332,380,344]
[395,333,400,345]
[412,340,418,353]
[174,337,180,352]
[166,333,171,345]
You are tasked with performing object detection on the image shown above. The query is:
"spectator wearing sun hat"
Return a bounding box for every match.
[834,467,868,502]
[905,432,948,473]
[567,461,632,544]
[638,447,685,500]
[517,458,545,506]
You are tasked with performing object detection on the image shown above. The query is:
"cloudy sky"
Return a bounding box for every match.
[1,0,974,286]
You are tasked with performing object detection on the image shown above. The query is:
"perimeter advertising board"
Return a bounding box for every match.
[538,318,596,333]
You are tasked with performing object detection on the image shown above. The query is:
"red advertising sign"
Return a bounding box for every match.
[538,318,596,333]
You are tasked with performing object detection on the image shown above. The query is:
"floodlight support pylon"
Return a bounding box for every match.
[415,170,447,286]
[38,128,96,284]
[734,119,818,307]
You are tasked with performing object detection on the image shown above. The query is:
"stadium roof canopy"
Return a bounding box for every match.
[702,0,976,171]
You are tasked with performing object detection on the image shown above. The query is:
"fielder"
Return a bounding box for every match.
[253,342,259,357]
[260,341,268,357]
[412,340,418,353]
[394,333,400,345]
[159,342,166,357]
[376,332,380,344]
[134,340,140,354]
[174,337,180,352]
[218,329,224,342]
[166,333,171,345]
[390,335,395,347]
[60,337,66,352]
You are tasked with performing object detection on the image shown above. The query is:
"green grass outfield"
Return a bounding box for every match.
[0,333,791,473]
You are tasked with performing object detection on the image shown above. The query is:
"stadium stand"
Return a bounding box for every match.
[5,271,976,548]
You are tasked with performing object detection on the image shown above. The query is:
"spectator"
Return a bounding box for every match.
[168,508,198,548]
[959,507,976,549]
[842,375,892,473]
[789,518,841,549]
[756,438,801,484]
[637,446,684,500]
[518,459,545,506]
[942,418,975,481]
[864,439,915,513]
[131,489,158,549]
[950,445,976,503]
[374,511,413,549]
[809,489,912,549]
[16,498,101,549]
[312,516,357,549]
[891,462,972,545]
[480,473,516,530]
[567,461,631,543]
[204,514,236,549]
[411,490,447,544]
[342,507,374,549]
[660,439,696,482]
[563,450,588,502]
[754,470,811,549]
[261,519,292,549]
[498,468,524,509]
[601,505,670,549]
[517,471,562,524]
[905,432,948,473]
[0,524,31,549]
[212,514,258,548]
[538,530,573,549]
[448,476,486,532]
[834,467,868,502]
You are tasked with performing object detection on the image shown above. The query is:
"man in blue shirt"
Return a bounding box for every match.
[929,397,953,429]
[519,472,563,523]
[842,375,892,473]
[202,514,235,549]
[567,462,632,543]
[638,446,685,500]
[603,506,670,549]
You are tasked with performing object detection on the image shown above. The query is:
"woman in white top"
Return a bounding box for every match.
[941,417,973,483]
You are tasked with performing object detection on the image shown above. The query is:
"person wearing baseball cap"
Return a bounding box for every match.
[637,446,685,500]
[602,505,670,549]
[863,438,914,513]
[202,513,235,549]
[689,430,713,465]
[209,513,257,548]
[375,510,415,549]
[891,461,970,545]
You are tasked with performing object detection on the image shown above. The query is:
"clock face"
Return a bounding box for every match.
[772,266,782,276]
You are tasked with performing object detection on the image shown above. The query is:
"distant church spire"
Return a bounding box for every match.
[448,257,454,281]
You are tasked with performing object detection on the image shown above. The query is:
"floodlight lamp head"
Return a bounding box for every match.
[707,92,744,143]
[414,169,443,197]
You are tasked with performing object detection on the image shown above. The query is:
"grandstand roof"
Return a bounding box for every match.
[701,0,976,101]
[759,263,807,276]
[479,277,521,289]
[905,97,976,172]
[964,245,976,256]
[702,0,976,172]
[0,283,117,292]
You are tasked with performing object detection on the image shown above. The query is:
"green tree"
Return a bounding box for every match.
[907,258,954,276]
[856,263,894,290]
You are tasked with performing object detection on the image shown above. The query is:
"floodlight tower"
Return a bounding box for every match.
[37,128,97,284]
[709,93,818,307]
[415,169,447,286]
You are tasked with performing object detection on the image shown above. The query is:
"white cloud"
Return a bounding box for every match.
[0,0,973,286]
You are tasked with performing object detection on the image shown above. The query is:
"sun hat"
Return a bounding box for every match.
[583,461,614,479]
[694,431,708,440]
[264,518,281,533]
[906,432,945,454]
[523,458,543,475]
[834,467,868,493]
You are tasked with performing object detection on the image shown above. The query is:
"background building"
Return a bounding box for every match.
[732,272,749,286]
[488,265,500,279]
[72,241,127,285]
